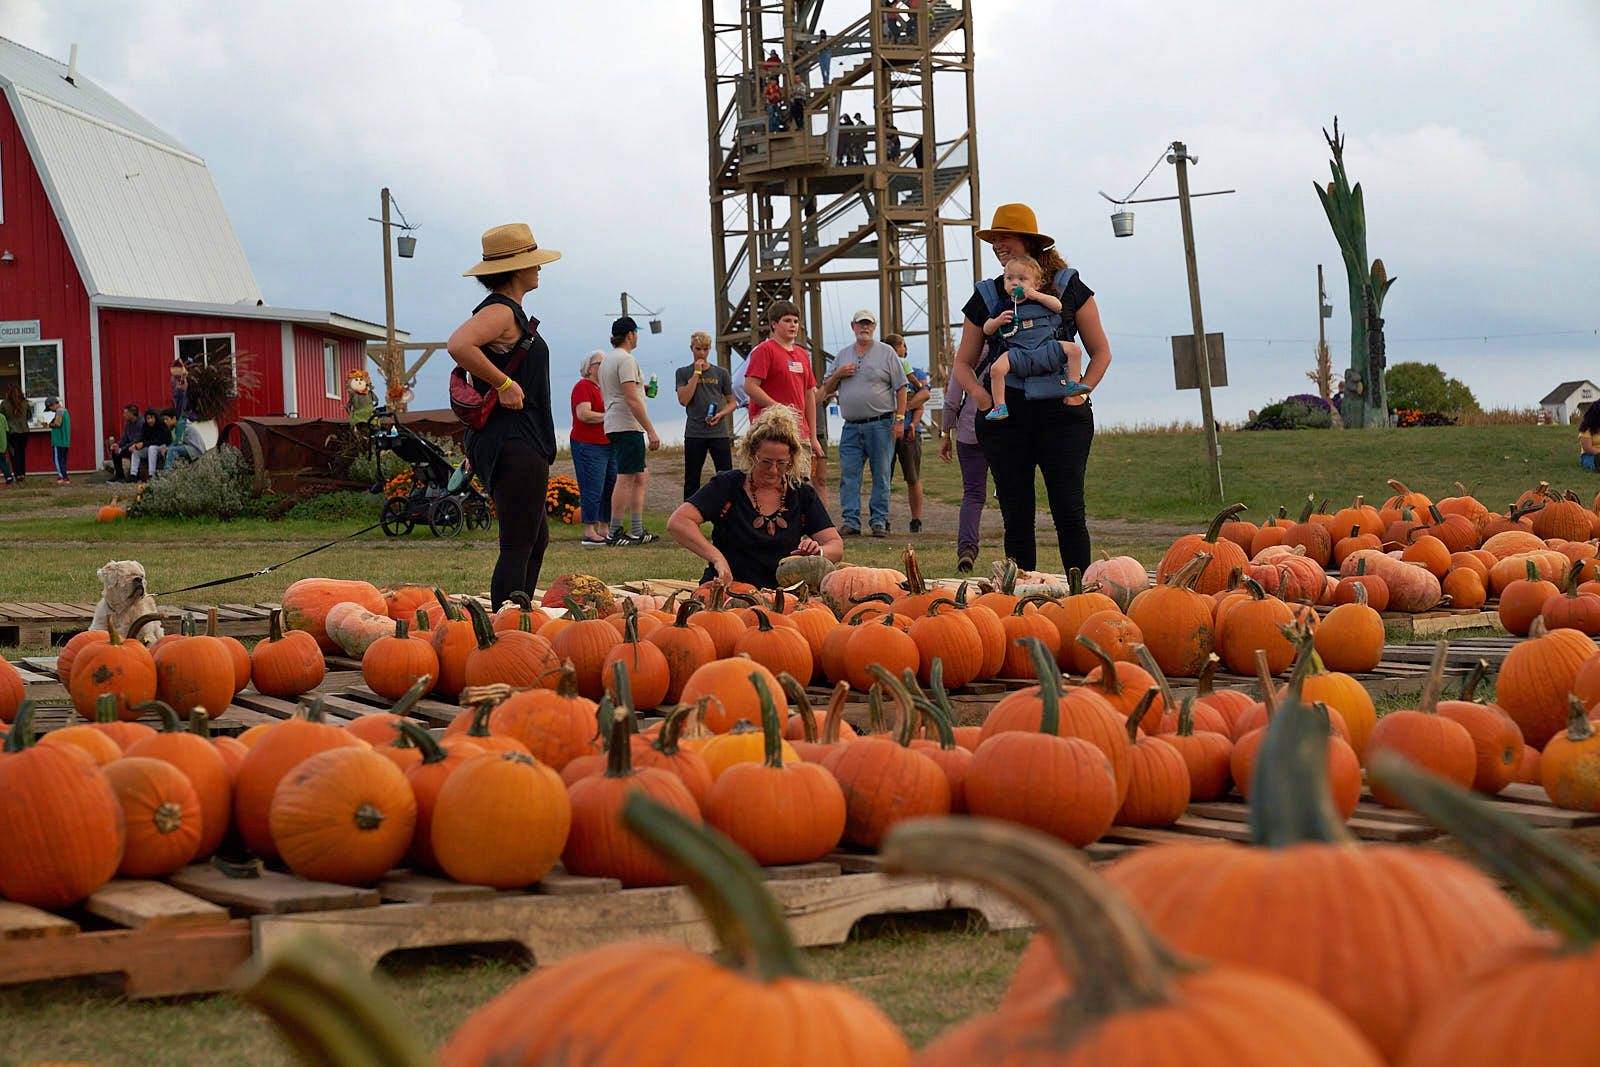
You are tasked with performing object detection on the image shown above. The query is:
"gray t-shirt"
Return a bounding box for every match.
[834,340,907,422]
[676,363,733,439]
[599,348,645,433]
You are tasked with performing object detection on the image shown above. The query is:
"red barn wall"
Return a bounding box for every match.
[99,309,287,426]
[292,327,367,419]
[0,92,93,475]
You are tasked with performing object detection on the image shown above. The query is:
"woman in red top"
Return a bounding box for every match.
[569,350,616,546]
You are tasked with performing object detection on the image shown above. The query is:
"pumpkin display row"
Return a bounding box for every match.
[238,704,1600,1067]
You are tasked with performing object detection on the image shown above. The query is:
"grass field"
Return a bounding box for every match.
[0,422,1555,1060]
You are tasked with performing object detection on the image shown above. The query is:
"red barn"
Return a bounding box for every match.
[0,36,398,476]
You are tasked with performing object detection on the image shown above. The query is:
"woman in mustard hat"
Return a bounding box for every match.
[947,203,1112,574]
[447,223,562,609]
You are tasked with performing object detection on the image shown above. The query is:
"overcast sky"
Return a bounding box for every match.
[11,0,1599,436]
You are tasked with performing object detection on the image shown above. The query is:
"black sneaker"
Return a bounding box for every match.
[633,531,660,544]
[909,518,923,533]
[605,529,632,546]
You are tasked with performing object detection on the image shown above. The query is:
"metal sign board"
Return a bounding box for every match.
[1171,332,1227,390]
[0,320,41,343]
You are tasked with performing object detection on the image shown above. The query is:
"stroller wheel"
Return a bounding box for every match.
[429,497,465,538]
[381,495,414,537]
[465,499,494,531]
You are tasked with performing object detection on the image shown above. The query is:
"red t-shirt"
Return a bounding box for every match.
[570,379,609,445]
[745,338,816,437]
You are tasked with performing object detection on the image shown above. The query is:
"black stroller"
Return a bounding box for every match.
[367,407,493,538]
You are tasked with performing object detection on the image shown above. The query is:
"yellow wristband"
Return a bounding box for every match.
[494,377,513,393]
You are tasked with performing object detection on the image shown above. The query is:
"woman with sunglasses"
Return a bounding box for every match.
[667,403,842,588]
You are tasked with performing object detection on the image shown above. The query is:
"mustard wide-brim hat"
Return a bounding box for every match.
[975,203,1053,248]
[463,223,563,276]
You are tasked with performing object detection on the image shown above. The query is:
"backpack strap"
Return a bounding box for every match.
[975,277,1006,320]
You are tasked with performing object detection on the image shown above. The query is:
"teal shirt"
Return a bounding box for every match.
[49,408,70,447]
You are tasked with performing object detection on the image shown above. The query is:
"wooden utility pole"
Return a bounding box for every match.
[1171,142,1223,502]
[380,188,398,404]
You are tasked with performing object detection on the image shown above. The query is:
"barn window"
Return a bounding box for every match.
[175,334,234,367]
[0,342,64,425]
[323,340,340,399]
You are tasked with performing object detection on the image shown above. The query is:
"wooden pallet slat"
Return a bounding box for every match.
[0,901,79,939]
[0,919,253,997]
[84,879,231,930]
[167,865,381,915]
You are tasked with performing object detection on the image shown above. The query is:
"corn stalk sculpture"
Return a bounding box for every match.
[1315,118,1396,428]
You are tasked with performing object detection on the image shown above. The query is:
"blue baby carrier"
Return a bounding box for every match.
[974,267,1079,398]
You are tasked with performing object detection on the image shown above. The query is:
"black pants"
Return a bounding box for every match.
[683,436,732,498]
[974,388,1094,573]
[8,433,27,479]
[110,446,134,480]
[489,439,551,610]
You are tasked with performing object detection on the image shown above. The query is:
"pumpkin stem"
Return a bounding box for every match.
[775,673,820,744]
[1417,641,1450,715]
[609,662,637,725]
[412,608,431,634]
[749,673,788,769]
[820,681,851,745]
[866,664,918,747]
[1368,750,1600,946]
[266,609,287,643]
[1131,644,1177,713]
[462,599,500,651]
[1124,689,1158,744]
[749,607,776,633]
[135,699,185,733]
[600,701,635,778]
[1174,697,1197,737]
[396,719,449,764]
[620,792,809,980]
[125,612,163,642]
[3,702,35,751]
[1066,567,1086,597]
[1458,659,1489,702]
[652,702,695,756]
[352,803,386,831]
[1166,552,1212,591]
[866,683,886,734]
[1248,680,1356,848]
[1203,502,1249,544]
[1253,651,1278,716]
[1564,693,1597,744]
[432,588,463,622]
[299,695,330,725]
[1076,634,1122,696]
[1296,493,1315,524]
[94,692,119,725]
[902,546,926,595]
[389,675,433,718]
[239,935,434,1067]
[880,818,1179,1028]
[1020,637,1065,736]
[188,709,212,738]
[904,669,959,751]
[1195,653,1222,699]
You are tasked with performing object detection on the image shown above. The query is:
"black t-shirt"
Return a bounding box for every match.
[463,294,557,489]
[687,469,835,588]
[962,272,1094,338]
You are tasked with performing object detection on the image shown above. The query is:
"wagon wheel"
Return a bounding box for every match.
[429,497,465,538]
[465,499,493,531]
[381,495,414,537]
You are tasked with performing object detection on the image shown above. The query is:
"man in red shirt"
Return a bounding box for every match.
[744,299,826,488]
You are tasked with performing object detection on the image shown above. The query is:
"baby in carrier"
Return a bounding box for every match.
[983,254,1089,420]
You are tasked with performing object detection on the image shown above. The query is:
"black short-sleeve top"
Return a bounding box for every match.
[686,470,835,588]
[463,293,556,490]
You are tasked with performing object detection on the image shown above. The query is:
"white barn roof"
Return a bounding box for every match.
[0,35,263,305]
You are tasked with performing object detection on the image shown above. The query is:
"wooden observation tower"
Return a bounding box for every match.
[699,0,979,390]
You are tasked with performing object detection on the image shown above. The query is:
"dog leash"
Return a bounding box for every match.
[149,521,386,597]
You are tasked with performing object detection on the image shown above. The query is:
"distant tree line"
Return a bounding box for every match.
[1383,361,1479,413]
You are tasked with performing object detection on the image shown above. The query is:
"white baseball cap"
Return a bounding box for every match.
[851,309,877,325]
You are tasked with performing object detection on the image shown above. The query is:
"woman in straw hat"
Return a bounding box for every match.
[447,223,562,609]
[948,202,1112,574]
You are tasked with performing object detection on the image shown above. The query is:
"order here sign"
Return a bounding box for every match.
[0,320,41,343]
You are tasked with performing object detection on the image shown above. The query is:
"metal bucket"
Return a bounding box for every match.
[396,235,417,258]
[1110,210,1135,238]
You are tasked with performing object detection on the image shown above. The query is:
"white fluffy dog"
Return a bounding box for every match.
[90,560,165,643]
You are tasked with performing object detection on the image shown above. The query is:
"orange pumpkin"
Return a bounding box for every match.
[104,756,202,877]
[1126,553,1215,678]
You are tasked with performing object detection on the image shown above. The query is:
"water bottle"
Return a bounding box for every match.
[645,374,658,399]
[707,401,718,420]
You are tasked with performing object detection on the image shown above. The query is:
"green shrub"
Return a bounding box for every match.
[283,490,379,523]
[129,445,253,519]
[1243,399,1333,431]
[345,445,408,487]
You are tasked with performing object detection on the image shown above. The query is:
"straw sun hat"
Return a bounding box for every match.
[462,223,562,277]
[975,203,1053,248]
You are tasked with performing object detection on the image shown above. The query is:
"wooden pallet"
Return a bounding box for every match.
[0,601,280,647]
[0,879,252,997]
[235,860,1028,972]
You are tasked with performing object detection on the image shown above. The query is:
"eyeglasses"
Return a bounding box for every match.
[754,455,791,470]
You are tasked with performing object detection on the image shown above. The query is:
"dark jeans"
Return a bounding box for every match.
[683,435,732,498]
[8,432,27,479]
[974,388,1094,572]
[52,445,69,479]
[110,446,134,480]
[570,439,616,524]
[490,439,551,610]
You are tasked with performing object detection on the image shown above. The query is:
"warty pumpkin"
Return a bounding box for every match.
[885,817,1386,1067]
[68,617,157,721]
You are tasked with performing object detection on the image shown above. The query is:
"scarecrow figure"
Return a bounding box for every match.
[345,369,377,429]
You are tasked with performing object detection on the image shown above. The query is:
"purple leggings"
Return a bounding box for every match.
[956,438,988,557]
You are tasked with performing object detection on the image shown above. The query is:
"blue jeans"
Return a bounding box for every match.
[164,444,196,471]
[837,417,894,530]
[53,445,69,479]
[571,440,616,524]
[1583,453,1597,472]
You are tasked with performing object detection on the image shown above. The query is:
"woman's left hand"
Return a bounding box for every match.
[795,537,822,556]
